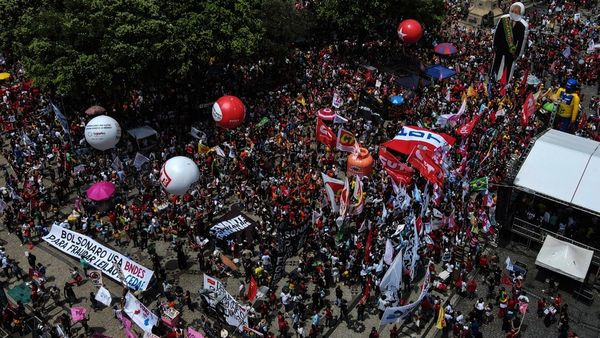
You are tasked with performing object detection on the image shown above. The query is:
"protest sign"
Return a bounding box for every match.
[124,292,158,333]
[70,307,87,322]
[203,274,249,329]
[95,286,112,306]
[43,226,154,291]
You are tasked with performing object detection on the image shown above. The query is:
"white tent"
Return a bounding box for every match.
[535,235,593,282]
[127,126,158,140]
[513,129,600,214]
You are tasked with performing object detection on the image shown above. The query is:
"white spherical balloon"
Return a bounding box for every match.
[160,156,200,195]
[85,115,121,151]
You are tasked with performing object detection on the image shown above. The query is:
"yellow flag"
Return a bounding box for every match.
[467,85,475,98]
[436,305,445,329]
[198,142,210,154]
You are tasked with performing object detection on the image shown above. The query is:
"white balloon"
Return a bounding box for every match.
[160,156,200,195]
[85,115,121,151]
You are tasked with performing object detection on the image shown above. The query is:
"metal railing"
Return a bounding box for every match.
[510,217,600,267]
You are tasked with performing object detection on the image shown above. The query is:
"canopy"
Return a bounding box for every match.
[535,235,593,282]
[423,65,456,80]
[127,126,158,140]
[514,129,600,214]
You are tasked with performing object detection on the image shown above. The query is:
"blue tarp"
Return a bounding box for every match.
[423,65,456,80]
[395,74,430,90]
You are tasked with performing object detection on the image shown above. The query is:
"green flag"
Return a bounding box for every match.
[470,177,488,191]
[257,117,270,128]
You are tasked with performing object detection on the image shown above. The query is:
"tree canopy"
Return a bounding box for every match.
[1,0,445,103]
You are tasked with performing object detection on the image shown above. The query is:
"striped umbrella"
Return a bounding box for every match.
[434,43,457,56]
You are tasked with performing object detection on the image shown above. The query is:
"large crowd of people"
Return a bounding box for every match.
[0,0,598,337]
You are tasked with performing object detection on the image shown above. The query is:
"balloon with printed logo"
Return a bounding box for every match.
[84,115,122,150]
[397,19,423,44]
[212,95,246,129]
[160,156,200,195]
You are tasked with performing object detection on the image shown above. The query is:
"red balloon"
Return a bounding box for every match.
[212,95,246,129]
[397,19,423,44]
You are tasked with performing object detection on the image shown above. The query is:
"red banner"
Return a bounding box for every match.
[316,118,336,147]
[378,147,414,185]
[408,145,444,186]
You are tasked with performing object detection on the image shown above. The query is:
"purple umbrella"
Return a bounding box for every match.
[434,43,457,56]
[86,181,116,201]
[85,105,106,116]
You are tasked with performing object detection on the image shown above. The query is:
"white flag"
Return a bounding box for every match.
[505,256,514,271]
[95,286,112,306]
[379,249,403,292]
[333,113,349,124]
[384,239,394,265]
[133,152,150,170]
[213,145,226,157]
[111,156,123,171]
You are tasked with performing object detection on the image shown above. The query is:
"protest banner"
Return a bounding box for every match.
[124,292,159,333]
[209,209,257,240]
[272,221,310,285]
[203,274,249,329]
[43,226,154,291]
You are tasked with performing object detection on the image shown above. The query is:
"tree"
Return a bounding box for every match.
[314,0,445,39]
[9,0,267,101]
[258,0,310,56]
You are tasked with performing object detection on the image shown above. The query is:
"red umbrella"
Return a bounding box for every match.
[85,105,106,116]
[434,43,458,56]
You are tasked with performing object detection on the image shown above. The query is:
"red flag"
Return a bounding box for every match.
[361,276,372,303]
[408,145,444,186]
[378,147,414,185]
[499,67,508,97]
[578,108,588,130]
[247,275,258,301]
[500,274,512,286]
[316,118,336,147]
[336,128,356,153]
[518,68,529,97]
[520,92,536,126]
[364,226,373,264]
[415,216,423,235]
[455,114,481,137]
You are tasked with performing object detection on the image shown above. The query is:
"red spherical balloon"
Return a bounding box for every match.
[212,95,246,129]
[397,19,423,44]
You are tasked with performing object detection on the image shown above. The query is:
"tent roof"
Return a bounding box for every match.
[423,65,456,80]
[535,235,593,282]
[127,126,158,140]
[514,129,600,214]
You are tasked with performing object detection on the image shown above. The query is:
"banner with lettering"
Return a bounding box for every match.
[209,209,258,240]
[382,126,455,155]
[271,222,310,285]
[43,226,154,291]
[203,274,249,329]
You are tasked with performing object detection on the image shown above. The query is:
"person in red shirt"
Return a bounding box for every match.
[369,327,379,338]
[467,279,477,299]
[390,325,399,338]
